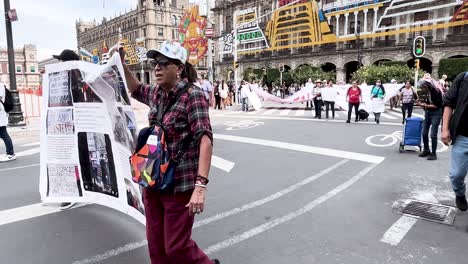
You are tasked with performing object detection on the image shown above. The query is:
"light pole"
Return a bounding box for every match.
[355,21,362,68]
[279,65,285,86]
[3,0,24,125]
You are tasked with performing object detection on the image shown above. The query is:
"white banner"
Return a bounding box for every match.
[40,53,145,224]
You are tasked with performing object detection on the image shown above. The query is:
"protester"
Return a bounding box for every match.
[346,81,362,123]
[400,81,417,124]
[0,83,15,162]
[213,82,221,110]
[240,80,251,112]
[389,79,399,110]
[324,80,337,119]
[312,79,323,119]
[370,80,386,124]
[120,41,218,264]
[305,78,314,109]
[442,71,468,211]
[416,78,444,160]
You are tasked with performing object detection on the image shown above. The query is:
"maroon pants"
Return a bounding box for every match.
[143,189,212,264]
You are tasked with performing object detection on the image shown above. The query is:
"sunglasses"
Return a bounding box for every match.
[150,59,180,69]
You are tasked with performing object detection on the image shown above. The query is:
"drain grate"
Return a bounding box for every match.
[396,200,457,225]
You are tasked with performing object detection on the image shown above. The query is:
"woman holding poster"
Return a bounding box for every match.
[120,41,219,264]
[370,80,386,124]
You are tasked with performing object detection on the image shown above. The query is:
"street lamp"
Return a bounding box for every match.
[355,21,362,68]
[3,0,24,125]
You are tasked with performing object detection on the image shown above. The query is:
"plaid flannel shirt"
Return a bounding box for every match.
[132,81,213,193]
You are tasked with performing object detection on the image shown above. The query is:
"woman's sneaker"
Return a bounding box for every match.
[455,196,468,211]
[0,154,16,162]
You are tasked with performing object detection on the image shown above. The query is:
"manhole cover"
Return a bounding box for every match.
[396,199,457,225]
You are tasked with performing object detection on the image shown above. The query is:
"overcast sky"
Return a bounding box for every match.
[0,0,201,61]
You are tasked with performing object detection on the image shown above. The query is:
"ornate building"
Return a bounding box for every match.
[0,44,40,90]
[75,0,205,84]
[213,0,468,83]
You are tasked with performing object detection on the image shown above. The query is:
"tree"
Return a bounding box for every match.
[352,65,423,84]
[439,57,468,81]
[291,65,335,84]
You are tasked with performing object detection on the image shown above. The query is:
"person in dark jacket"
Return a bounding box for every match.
[416,79,444,160]
[442,71,468,211]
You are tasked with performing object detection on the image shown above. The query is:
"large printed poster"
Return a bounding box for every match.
[40,53,145,224]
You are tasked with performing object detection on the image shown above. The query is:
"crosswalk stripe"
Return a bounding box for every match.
[21,142,40,147]
[279,109,291,116]
[380,113,398,120]
[16,147,41,157]
[295,109,305,116]
[262,109,277,115]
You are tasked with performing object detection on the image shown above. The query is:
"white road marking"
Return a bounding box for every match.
[262,109,277,115]
[0,203,59,226]
[211,155,235,173]
[72,240,149,264]
[215,134,385,164]
[411,113,424,118]
[195,159,349,228]
[295,109,305,116]
[204,163,379,255]
[279,109,291,116]
[20,142,40,147]
[380,216,419,246]
[0,163,40,172]
[380,113,398,120]
[210,114,403,126]
[381,193,439,246]
[15,147,41,157]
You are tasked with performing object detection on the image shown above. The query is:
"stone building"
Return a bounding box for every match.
[213,0,468,83]
[76,0,206,84]
[0,44,41,90]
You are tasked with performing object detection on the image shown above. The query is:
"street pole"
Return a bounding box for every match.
[233,29,239,105]
[414,59,419,89]
[3,0,24,125]
[205,0,214,83]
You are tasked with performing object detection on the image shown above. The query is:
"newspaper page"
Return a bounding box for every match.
[39,53,145,224]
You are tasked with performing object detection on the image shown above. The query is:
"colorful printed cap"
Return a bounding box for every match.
[147,40,188,65]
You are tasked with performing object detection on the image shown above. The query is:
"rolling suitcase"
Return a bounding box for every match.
[358,109,369,121]
[399,117,423,153]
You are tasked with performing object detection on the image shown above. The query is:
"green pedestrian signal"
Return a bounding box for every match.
[412,36,426,58]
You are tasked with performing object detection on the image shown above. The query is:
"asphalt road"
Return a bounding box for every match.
[1,107,467,264]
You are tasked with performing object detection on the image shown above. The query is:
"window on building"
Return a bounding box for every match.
[225,16,232,32]
[414,11,429,22]
[158,27,164,36]
[172,15,177,26]
[171,0,177,8]
[16,65,22,73]
[172,29,179,40]
[30,65,36,72]
[143,28,147,37]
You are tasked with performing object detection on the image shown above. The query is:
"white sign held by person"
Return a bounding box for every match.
[40,53,145,224]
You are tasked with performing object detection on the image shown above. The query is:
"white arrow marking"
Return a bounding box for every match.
[211,155,235,173]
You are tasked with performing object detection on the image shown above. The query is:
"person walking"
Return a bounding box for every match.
[199,78,213,107]
[324,80,337,119]
[442,71,468,211]
[346,81,362,123]
[370,80,386,124]
[213,82,221,110]
[313,79,323,119]
[0,83,15,162]
[400,81,418,124]
[120,41,219,264]
[305,78,314,109]
[240,80,250,112]
[417,79,444,160]
[220,80,229,110]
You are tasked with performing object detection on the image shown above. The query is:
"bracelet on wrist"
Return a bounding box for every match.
[195,183,207,189]
[196,175,210,185]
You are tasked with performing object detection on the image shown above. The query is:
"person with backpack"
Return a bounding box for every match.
[0,83,16,162]
[346,81,362,123]
[120,41,219,264]
[416,78,444,161]
[442,71,468,212]
[370,80,386,124]
[399,80,418,124]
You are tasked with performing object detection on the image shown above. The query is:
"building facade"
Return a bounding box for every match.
[75,0,208,84]
[213,0,468,83]
[0,44,40,90]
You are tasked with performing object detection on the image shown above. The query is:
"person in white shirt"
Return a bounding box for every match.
[199,78,213,106]
[0,83,16,162]
[240,80,251,112]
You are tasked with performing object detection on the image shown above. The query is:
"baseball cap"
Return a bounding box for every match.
[146,40,188,65]
[53,49,80,61]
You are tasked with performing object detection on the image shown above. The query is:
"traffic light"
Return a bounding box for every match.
[414,59,420,69]
[412,36,426,58]
[234,60,239,69]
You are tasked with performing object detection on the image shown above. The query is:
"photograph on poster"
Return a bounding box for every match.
[124,110,137,149]
[77,132,119,197]
[47,164,83,197]
[100,66,131,105]
[47,108,75,135]
[125,178,145,215]
[48,71,73,107]
[113,110,129,148]
[70,69,102,103]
